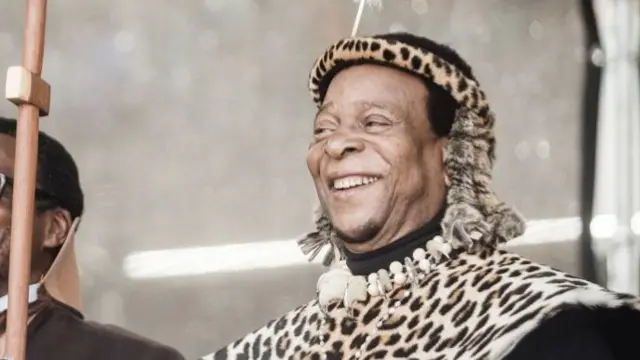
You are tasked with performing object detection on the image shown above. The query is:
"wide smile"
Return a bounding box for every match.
[329,175,381,194]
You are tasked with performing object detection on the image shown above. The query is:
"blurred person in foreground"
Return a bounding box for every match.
[0,116,185,360]
[202,33,640,360]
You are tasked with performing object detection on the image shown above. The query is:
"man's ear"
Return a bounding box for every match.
[41,208,72,250]
[438,137,449,164]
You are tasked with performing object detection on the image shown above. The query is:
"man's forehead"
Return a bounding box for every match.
[318,100,393,113]
[317,95,421,120]
[322,66,424,107]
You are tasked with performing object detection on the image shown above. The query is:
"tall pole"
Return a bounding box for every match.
[3,0,50,359]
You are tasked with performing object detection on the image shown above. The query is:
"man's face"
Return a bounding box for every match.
[0,134,52,284]
[307,65,447,252]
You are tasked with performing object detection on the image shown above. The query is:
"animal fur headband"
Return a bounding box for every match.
[299,34,526,266]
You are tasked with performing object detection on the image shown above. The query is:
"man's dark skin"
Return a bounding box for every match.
[0,133,70,296]
[0,119,185,360]
[308,65,447,252]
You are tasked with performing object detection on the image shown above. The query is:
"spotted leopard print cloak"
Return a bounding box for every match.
[201,33,640,359]
[202,249,640,360]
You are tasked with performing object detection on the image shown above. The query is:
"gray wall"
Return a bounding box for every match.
[0,0,584,358]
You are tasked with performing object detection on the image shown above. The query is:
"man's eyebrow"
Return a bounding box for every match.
[314,101,397,121]
[316,101,335,117]
[362,101,390,111]
[359,101,403,117]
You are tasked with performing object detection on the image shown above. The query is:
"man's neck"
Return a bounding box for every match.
[344,199,445,254]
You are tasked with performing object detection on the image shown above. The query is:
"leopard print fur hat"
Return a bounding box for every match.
[298,32,526,266]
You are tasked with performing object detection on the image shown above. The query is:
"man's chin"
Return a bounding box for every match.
[334,224,382,245]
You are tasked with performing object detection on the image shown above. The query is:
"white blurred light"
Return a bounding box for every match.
[590,47,605,67]
[529,21,544,40]
[123,240,321,279]
[114,31,136,53]
[123,213,640,279]
[590,214,617,238]
[536,140,551,159]
[631,213,640,235]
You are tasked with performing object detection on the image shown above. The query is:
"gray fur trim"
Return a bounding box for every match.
[297,208,344,266]
[442,108,526,250]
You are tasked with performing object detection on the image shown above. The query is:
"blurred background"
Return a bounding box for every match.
[1,0,638,358]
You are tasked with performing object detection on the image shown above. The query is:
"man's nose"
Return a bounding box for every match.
[324,131,365,159]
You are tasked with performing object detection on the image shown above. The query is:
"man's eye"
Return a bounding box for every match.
[365,120,385,127]
[364,116,391,130]
[314,127,334,137]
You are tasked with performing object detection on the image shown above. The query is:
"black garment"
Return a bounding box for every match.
[505,306,639,360]
[344,206,445,276]
[23,300,184,360]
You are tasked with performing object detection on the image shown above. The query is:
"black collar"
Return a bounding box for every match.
[344,207,445,276]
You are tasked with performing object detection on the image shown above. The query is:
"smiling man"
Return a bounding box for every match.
[308,63,448,255]
[203,33,640,360]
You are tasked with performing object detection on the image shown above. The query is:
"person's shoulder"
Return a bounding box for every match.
[503,307,606,360]
[34,302,185,359]
[77,320,185,360]
[504,306,640,360]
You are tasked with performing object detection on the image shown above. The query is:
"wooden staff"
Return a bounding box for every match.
[3,0,50,359]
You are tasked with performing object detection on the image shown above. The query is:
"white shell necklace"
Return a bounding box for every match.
[316,235,455,311]
[314,230,481,359]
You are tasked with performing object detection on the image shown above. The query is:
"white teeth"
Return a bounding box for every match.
[332,176,379,190]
